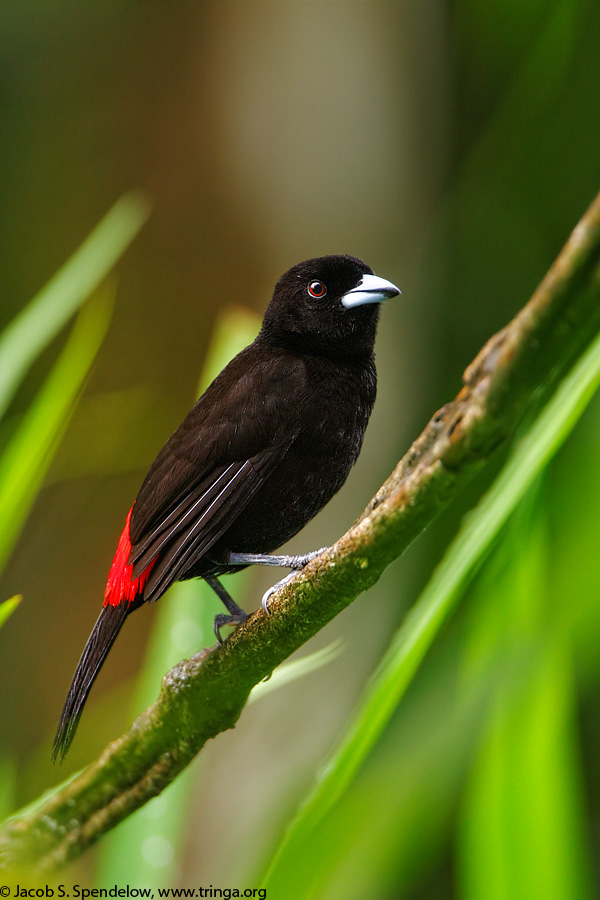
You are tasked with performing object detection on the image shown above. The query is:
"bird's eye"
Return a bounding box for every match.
[308,280,327,299]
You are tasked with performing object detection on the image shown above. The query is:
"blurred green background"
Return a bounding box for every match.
[1,1,600,896]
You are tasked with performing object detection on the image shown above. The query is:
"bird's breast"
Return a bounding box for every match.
[215,358,377,555]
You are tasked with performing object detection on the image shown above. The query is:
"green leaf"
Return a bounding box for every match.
[249,640,344,704]
[460,640,592,900]
[0,294,112,574]
[0,596,21,630]
[0,191,150,419]
[458,498,592,900]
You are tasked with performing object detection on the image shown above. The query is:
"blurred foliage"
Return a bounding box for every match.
[0,597,20,632]
[259,324,600,899]
[0,194,146,876]
[1,1,600,896]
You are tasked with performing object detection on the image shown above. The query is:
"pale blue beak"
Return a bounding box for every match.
[341,273,401,309]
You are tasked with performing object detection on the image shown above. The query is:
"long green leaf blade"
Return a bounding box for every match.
[458,499,592,900]
[460,641,591,900]
[0,295,112,574]
[0,596,21,630]
[0,192,150,419]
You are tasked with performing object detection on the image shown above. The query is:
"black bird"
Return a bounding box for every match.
[52,254,401,761]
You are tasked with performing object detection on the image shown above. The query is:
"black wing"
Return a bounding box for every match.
[131,445,290,601]
[128,344,305,602]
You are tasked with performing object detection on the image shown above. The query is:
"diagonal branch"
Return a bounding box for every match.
[2,191,600,874]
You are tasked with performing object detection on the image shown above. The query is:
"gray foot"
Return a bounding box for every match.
[227,548,327,570]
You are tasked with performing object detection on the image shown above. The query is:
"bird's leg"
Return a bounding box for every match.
[226,548,329,614]
[227,548,328,569]
[205,575,248,643]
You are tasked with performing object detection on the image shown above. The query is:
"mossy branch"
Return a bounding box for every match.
[2,192,600,874]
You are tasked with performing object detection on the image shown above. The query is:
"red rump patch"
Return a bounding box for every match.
[104,506,156,608]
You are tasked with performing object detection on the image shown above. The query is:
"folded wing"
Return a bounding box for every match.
[129,444,290,602]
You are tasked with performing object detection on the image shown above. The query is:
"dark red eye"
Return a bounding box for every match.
[308,280,327,299]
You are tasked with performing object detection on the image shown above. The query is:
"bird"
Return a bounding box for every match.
[52,254,401,761]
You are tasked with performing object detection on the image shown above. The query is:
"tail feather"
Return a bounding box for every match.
[52,603,130,762]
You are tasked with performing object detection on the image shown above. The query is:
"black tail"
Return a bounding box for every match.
[52,603,130,762]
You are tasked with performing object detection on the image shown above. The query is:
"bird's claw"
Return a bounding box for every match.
[261,548,327,613]
[261,576,289,612]
[213,611,248,643]
[261,571,298,612]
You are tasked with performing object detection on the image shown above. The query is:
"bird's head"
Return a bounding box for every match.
[260,254,401,357]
